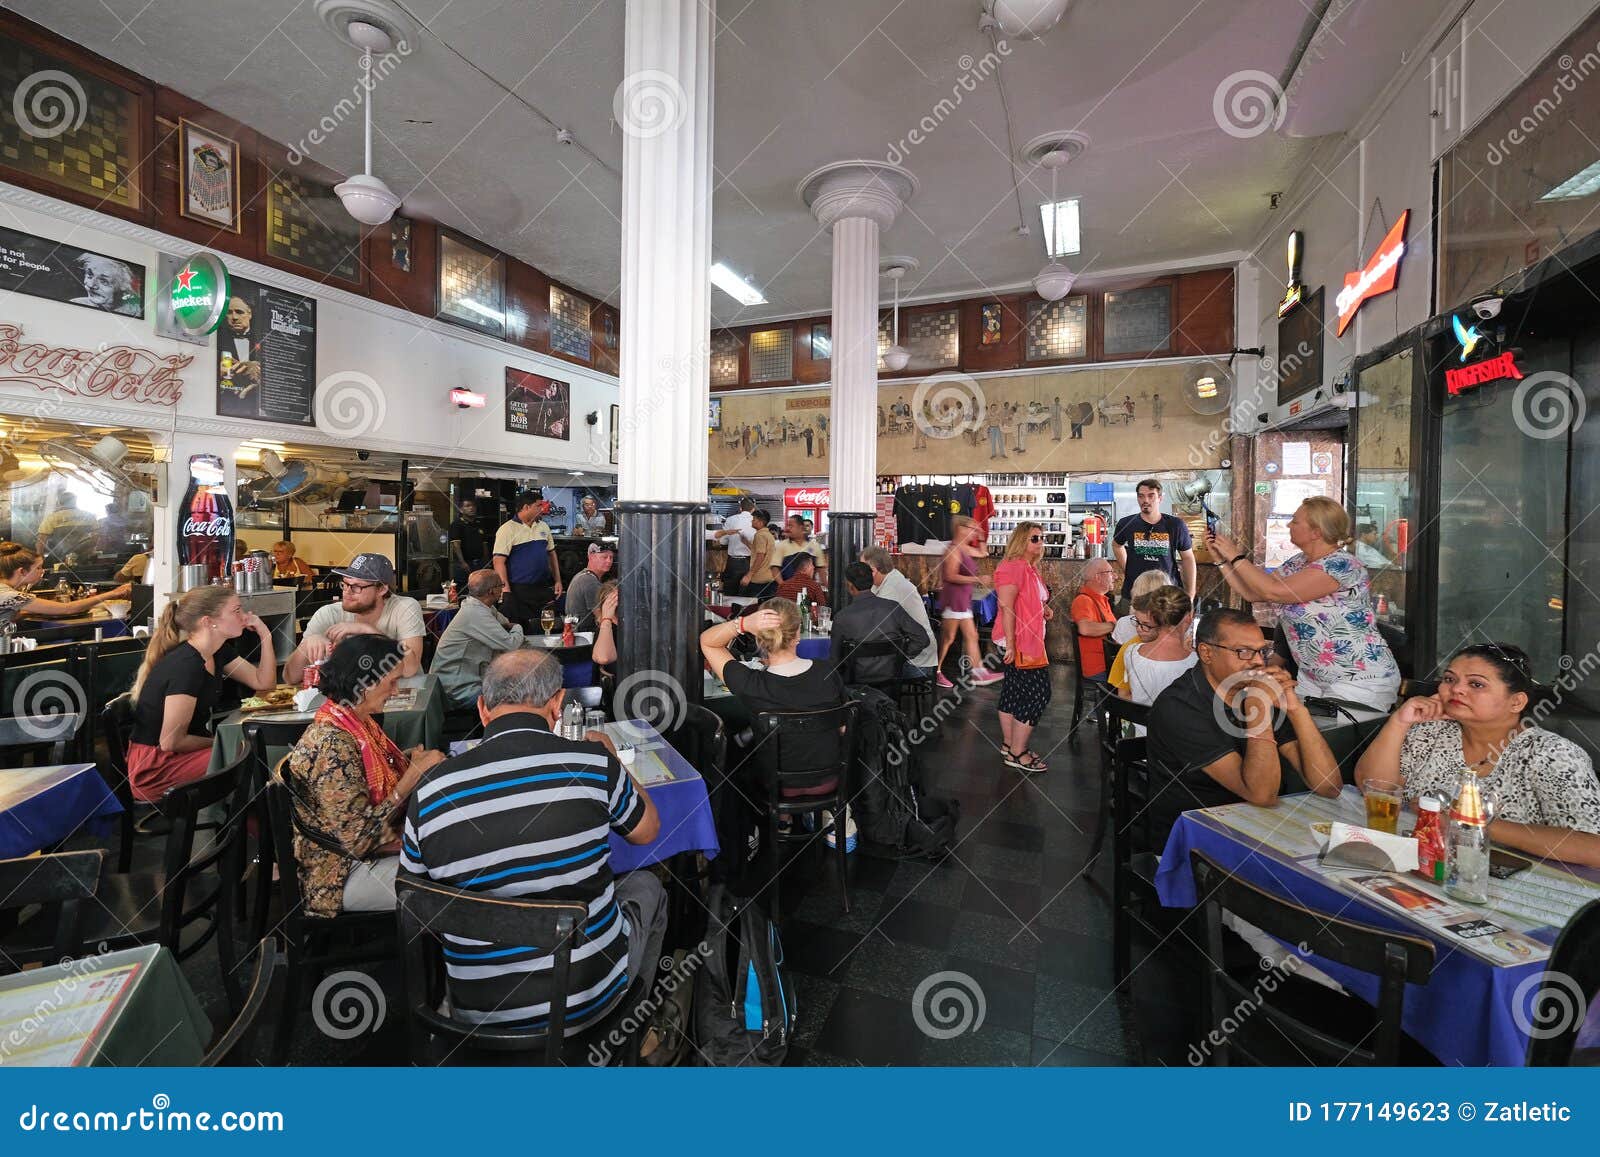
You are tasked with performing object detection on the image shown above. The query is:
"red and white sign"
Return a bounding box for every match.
[1335,209,1409,337]
[785,487,830,508]
[449,387,486,408]
[0,322,189,406]
[1446,350,1523,395]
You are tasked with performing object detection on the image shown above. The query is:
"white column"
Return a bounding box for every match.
[800,161,917,515]
[616,0,714,504]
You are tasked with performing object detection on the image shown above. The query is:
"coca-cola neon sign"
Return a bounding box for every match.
[0,322,189,406]
[1335,210,1408,336]
[785,487,830,508]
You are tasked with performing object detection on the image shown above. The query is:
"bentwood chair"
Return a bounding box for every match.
[1082,696,1150,878]
[1068,623,1114,745]
[395,875,652,1066]
[749,702,860,924]
[1189,850,1435,1066]
[1527,899,1600,1066]
[203,937,287,1066]
[0,849,105,973]
[1110,733,1168,984]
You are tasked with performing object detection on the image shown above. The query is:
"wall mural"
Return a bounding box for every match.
[708,363,1227,480]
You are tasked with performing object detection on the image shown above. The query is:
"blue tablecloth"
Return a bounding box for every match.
[797,636,830,661]
[1155,791,1568,1067]
[0,763,123,859]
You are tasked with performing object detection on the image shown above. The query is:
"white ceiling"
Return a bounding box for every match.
[15,0,1453,327]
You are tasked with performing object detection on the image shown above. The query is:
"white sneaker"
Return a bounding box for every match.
[822,808,858,852]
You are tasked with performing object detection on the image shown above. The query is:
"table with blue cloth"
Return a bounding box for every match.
[449,720,718,872]
[0,763,123,858]
[1155,786,1600,1067]
[796,626,831,662]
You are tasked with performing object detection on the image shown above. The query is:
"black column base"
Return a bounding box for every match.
[827,511,876,609]
[615,500,710,722]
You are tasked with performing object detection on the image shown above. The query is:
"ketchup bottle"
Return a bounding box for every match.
[1414,795,1446,884]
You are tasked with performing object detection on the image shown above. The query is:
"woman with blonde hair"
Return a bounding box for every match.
[1207,495,1399,709]
[1110,568,1171,645]
[0,549,131,633]
[1117,585,1196,706]
[127,585,278,801]
[935,515,1001,689]
[993,523,1055,772]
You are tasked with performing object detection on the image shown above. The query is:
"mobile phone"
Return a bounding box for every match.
[1201,500,1219,536]
[1489,849,1533,879]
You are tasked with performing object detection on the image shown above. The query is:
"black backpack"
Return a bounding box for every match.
[693,886,794,1066]
[847,686,960,860]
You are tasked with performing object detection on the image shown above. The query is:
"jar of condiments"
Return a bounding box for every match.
[561,615,577,647]
[1413,795,1446,884]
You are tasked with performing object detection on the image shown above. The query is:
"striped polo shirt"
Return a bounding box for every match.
[400,712,648,1034]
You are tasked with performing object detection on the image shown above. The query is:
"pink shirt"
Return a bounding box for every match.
[992,559,1048,661]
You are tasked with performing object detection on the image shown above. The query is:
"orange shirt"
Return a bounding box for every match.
[1070,588,1115,677]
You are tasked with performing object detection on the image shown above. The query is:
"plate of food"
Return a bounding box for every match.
[240,685,301,713]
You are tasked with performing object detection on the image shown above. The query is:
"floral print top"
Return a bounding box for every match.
[284,721,403,917]
[1275,549,1399,706]
[0,583,30,632]
[1400,721,1600,833]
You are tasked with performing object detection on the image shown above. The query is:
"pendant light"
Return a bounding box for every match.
[1033,148,1076,301]
[334,21,402,226]
[884,264,911,371]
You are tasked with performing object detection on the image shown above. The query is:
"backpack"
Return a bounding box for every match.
[847,686,961,860]
[693,886,794,1066]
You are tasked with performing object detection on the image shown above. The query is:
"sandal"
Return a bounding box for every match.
[1000,746,1024,769]
[1016,750,1049,773]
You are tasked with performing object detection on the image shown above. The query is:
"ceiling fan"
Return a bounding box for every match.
[37,435,168,502]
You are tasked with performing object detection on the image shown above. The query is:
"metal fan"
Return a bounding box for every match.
[38,435,168,502]
[248,449,352,505]
[0,448,44,485]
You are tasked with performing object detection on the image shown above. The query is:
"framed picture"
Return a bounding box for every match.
[708,396,722,431]
[390,217,412,272]
[505,368,570,440]
[265,168,363,283]
[980,302,1004,345]
[810,322,832,361]
[1102,283,1175,357]
[437,230,506,338]
[177,119,241,232]
[610,403,620,464]
[0,224,144,318]
[216,276,316,426]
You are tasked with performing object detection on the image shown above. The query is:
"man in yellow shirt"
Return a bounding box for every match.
[493,492,563,629]
[768,515,826,586]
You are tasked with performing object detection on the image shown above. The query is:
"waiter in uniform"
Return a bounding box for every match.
[493,491,563,629]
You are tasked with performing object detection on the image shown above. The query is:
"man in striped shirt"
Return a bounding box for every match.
[401,650,664,1036]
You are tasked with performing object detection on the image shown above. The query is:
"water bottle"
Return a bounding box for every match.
[795,588,808,633]
[1445,767,1491,904]
[562,697,586,741]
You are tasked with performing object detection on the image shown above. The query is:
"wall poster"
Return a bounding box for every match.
[216,276,317,425]
[505,368,571,440]
[0,225,145,318]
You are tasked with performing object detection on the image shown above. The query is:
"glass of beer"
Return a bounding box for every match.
[540,607,557,636]
[1362,779,1403,834]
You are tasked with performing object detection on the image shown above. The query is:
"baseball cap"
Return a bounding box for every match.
[587,541,614,556]
[333,553,397,589]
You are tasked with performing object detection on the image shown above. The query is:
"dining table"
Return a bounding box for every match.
[209,672,449,771]
[0,763,123,859]
[0,944,211,1066]
[1155,785,1600,1066]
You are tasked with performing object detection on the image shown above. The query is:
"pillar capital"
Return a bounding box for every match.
[798,160,918,232]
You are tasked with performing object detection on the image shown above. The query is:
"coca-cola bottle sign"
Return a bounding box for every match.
[178,454,235,582]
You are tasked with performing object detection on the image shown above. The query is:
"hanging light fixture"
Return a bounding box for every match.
[334,21,402,226]
[987,0,1074,40]
[1033,148,1076,301]
[884,264,911,371]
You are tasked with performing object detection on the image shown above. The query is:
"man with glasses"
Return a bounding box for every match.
[284,553,426,681]
[1146,608,1341,846]
[1071,558,1118,686]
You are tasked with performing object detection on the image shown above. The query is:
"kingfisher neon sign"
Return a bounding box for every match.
[1446,350,1522,395]
[1335,210,1408,336]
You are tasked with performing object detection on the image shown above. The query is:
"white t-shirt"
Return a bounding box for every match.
[305,595,427,643]
[722,511,755,558]
[1122,644,1198,707]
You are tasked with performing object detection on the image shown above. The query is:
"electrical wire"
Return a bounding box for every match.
[983,20,1030,235]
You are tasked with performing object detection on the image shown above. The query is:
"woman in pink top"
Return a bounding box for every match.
[935,516,1002,689]
[993,523,1054,772]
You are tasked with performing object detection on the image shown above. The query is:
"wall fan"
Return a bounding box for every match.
[0,448,44,485]
[38,436,168,503]
[246,449,352,505]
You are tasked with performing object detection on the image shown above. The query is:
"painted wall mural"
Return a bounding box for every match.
[709,363,1228,480]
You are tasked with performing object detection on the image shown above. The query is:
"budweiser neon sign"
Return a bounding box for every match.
[1446,350,1522,395]
[1335,209,1408,336]
[785,487,830,508]
[0,322,189,406]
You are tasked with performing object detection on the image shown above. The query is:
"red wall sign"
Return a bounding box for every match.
[785,487,830,508]
[0,322,189,406]
[1446,350,1523,395]
[1335,209,1409,336]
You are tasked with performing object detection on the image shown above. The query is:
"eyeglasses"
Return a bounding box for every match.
[1134,618,1157,632]
[341,580,379,592]
[1202,643,1276,661]
[1028,535,1043,543]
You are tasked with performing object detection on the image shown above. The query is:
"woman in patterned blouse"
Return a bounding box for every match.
[283,634,443,916]
[1206,496,1399,710]
[1356,643,1600,867]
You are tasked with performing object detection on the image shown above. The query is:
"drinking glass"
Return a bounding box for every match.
[1362,779,1403,834]
[540,608,557,635]
[584,709,606,736]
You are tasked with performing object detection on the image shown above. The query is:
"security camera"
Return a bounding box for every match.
[585,410,599,426]
[1471,293,1503,321]
[556,128,575,146]
[357,450,371,462]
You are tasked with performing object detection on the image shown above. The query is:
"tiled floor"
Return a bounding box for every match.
[117,666,1204,1066]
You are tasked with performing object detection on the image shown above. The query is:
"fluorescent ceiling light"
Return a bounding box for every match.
[710,262,767,306]
[1039,198,1081,258]
[459,298,505,322]
[1541,160,1600,201]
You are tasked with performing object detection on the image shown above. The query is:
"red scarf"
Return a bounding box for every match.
[315,700,407,804]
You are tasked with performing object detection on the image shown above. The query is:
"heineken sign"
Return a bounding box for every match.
[166,252,230,338]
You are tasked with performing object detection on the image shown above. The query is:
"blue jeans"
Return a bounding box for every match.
[902,664,937,680]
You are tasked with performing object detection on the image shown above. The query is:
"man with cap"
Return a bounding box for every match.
[563,541,614,633]
[493,491,563,630]
[284,553,427,681]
